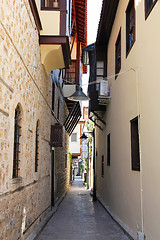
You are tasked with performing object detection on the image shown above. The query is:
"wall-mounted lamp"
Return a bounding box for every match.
[80,132,88,139]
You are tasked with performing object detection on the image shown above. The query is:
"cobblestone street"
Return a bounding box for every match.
[37,177,130,240]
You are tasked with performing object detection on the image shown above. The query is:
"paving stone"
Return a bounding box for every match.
[37,177,130,240]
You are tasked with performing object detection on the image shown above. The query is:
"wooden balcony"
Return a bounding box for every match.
[29,0,71,72]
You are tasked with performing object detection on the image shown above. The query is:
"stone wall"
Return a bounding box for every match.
[0,0,70,239]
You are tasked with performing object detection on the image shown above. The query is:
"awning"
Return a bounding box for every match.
[64,101,81,135]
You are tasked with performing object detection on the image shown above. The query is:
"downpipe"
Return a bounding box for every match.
[136,222,146,240]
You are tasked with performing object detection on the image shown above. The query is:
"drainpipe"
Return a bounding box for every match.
[134,68,145,240]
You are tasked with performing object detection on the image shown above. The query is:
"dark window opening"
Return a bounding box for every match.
[65,154,67,168]
[52,82,55,112]
[126,0,135,56]
[115,29,121,78]
[41,0,59,9]
[107,134,110,166]
[13,104,22,178]
[130,117,140,171]
[145,0,158,19]
[35,120,40,172]
[57,98,60,120]
[101,155,104,177]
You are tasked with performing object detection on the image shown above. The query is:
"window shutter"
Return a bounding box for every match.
[50,125,63,147]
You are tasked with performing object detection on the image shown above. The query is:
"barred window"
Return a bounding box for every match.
[115,29,121,78]
[13,104,22,178]
[126,0,135,56]
[41,0,59,9]
[35,120,40,172]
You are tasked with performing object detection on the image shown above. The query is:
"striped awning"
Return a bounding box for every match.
[64,101,81,135]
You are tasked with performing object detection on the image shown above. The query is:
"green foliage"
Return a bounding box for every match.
[79,163,84,174]
[84,158,88,171]
[69,151,72,166]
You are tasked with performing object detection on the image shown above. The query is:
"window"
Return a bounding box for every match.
[115,29,121,78]
[130,117,140,171]
[107,134,110,166]
[35,120,40,172]
[41,0,59,9]
[145,0,158,19]
[101,155,104,177]
[126,0,135,56]
[52,82,55,112]
[13,104,22,178]
[71,133,77,142]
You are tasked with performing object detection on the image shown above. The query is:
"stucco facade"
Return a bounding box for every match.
[94,0,160,239]
[0,0,70,239]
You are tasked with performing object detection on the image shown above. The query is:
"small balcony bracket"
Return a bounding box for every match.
[89,116,103,131]
[92,111,106,126]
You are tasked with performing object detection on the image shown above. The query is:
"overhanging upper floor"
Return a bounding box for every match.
[29,0,71,72]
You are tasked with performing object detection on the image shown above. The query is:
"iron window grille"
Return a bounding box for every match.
[145,0,158,19]
[115,29,121,78]
[126,0,135,56]
[35,121,40,172]
[41,0,59,9]
[13,105,22,178]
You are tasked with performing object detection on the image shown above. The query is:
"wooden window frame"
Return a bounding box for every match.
[130,117,140,171]
[107,133,110,166]
[126,0,135,57]
[115,29,121,78]
[145,0,158,19]
[13,105,22,178]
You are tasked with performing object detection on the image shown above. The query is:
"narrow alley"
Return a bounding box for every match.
[37,177,130,240]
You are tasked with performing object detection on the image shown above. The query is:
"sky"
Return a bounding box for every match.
[87,0,103,45]
[82,0,103,103]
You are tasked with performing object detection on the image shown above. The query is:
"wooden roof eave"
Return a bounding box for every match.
[96,0,120,46]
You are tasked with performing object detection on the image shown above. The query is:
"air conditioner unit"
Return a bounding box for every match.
[99,80,108,97]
